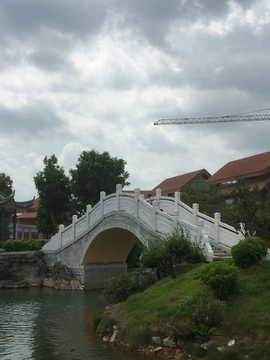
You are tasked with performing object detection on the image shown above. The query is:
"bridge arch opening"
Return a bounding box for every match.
[82,228,141,265]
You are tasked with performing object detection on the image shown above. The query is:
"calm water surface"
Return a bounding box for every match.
[0,288,149,360]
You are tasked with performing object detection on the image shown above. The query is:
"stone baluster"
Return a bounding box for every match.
[173,209,180,231]
[86,204,92,229]
[197,219,204,246]
[72,215,78,238]
[134,188,140,217]
[174,191,180,212]
[59,224,64,247]
[193,203,199,225]
[100,191,106,217]
[214,212,221,243]
[116,184,122,211]
[152,200,158,231]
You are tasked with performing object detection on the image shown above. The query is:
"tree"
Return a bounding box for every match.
[0,173,13,237]
[221,180,261,237]
[70,150,130,213]
[181,179,224,217]
[34,155,71,235]
[0,173,13,196]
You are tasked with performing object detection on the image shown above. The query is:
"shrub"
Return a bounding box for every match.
[231,236,268,268]
[127,326,153,347]
[126,240,145,269]
[200,261,239,299]
[101,268,148,303]
[2,239,41,252]
[91,312,103,330]
[96,316,116,336]
[177,292,226,340]
[139,240,167,269]
[164,228,204,265]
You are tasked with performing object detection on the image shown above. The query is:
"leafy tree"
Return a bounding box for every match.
[34,155,71,235]
[0,173,13,196]
[70,150,130,213]
[181,179,223,217]
[221,181,261,237]
[0,173,13,237]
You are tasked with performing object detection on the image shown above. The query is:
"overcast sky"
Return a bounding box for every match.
[1,0,270,201]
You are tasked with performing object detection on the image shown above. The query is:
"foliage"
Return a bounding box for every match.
[2,239,41,252]
[91,312,103,330]
[231,236,268,268]
[177,293,226,340]
[164,228,204,264]
[70,150,130,213]
[34,155,71,235]
[126,240,145,269]
[181,179,224,217]
[140,229,204,271]
[127,326,153,346]
[0,173,13,237]
[101,268,148,303]
[221,180,261,237]
[139,240,167,269]
[0,173,13,196]
[96,315,117,336]
[200,261,239,299]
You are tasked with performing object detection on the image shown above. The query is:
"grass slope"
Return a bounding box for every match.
[104,260,270,360]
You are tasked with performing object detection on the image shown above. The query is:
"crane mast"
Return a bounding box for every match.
[154,113,270,125]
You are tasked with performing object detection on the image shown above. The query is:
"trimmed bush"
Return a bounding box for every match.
[2,239,41,252]
[200,261,239,299]
[177,292,226,340]
[231,236,268,268]
[101,268,148,303]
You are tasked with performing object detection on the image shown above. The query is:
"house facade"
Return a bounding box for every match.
[206,151,270,206]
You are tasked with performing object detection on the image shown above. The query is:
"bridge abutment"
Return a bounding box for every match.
[84,262,127,289]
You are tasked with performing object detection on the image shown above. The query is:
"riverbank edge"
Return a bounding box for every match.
[0,251,83,290]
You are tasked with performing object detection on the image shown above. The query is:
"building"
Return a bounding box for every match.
[206,151,270,206]
[151,169,211,196]
[9,197,52,240]
[124,169,211,197]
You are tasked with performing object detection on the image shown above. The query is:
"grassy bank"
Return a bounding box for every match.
[97,260,270,360]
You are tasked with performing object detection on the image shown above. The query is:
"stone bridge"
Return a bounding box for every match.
[42,184,243,289]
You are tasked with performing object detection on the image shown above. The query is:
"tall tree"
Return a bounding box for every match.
[34,155,71,235]
[0,173,13,196]
[221,180,261,237]
[181,179,224,217]
[70,150,130,213]
[0,173,13,237]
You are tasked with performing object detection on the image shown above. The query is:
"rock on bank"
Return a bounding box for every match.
[0,251,83,290]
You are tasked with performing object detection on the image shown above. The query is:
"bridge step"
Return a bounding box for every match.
[211,245,232,260]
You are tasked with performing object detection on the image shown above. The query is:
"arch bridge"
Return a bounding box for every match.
[42,184,243,289]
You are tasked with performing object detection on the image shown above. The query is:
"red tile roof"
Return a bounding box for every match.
[207,151,270,183]
[151,169,211,194]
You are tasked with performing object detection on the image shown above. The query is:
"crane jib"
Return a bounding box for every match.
[154,114,270,125]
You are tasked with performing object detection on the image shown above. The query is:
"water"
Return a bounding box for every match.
[0,288,148,360]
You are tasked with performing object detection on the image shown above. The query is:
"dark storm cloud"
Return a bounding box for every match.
[0,101,65,136]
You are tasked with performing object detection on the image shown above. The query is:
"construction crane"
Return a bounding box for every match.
[154,113,270,125]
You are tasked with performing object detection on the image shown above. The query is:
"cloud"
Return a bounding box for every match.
[0,0,269,202]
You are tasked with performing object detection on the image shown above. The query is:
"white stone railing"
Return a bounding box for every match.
[43,184,244,260]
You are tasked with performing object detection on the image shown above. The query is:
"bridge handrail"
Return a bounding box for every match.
[45,184,243,256]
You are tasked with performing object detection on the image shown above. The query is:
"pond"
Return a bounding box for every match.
[0,287,149,360]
